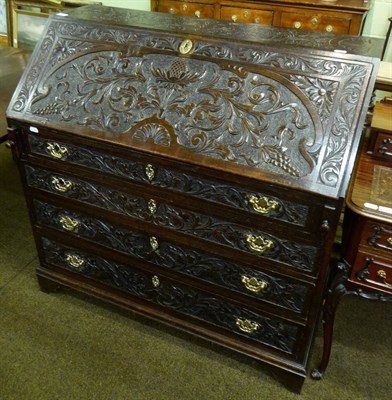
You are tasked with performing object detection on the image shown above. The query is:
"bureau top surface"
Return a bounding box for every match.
[7,5,381,198]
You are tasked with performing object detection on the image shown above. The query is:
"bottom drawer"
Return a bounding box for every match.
[40,236,304,356]
[351,250,392,294]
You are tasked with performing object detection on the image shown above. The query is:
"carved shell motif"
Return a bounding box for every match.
[30,52,321,178]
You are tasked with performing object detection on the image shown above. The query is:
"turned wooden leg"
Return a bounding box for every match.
[311,262,350,380]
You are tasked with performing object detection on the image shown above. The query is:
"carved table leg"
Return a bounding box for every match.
[312,261,392,380]
[311,261,350,380]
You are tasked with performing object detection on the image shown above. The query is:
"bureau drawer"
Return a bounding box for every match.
[25,132,325,232]
[30,180,320,275]
[280,11,351,34]
[362,221,392,255]
[220,6,273,25]
[155,0,214,19]
[40,236,305,355]
[31,198,312,316]
[351,251,392,294]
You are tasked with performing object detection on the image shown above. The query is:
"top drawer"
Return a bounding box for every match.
[362,221,392,256]
[280,11,351,34]
[23,129,332,232]
[220,6,273,25]
[155,0,215,19]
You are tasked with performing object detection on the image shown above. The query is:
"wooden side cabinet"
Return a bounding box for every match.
[151,0,373,35]
[312,101,392,380]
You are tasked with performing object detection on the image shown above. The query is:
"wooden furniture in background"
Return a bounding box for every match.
[151,0,372,35]
[6,5,379,392]
[312,100,392,379]
[0,46,30,143]
[6,0,99,48]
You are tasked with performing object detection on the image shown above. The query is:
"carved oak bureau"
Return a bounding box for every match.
[6,5,381,392]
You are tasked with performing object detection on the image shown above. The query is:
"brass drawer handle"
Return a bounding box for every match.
[388,237,392,246]
[47,142,68,159]
[150,236,159,251]
[179,39,193,55]
[182,4,188,11]
[59,215,80,232]
[51,176,73,193]
[169,7,175,14]
[66,254,85,269]
[246,235,274,253]
[325,25,333,32]
[294,21,302,29]
[231,15,238,22]
[248,195,280,214]
[145,164,155,181]
[377,270,392,288]
[243,11,249,18]
[241,275,268,293]
[148,199,157,214]
[254,17,260,23]
[152,275,160,287]
[311,17,318,26]
[195,10,201,18]
[236,318,260,333]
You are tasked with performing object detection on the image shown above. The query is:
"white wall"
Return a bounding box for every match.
[363,0,392,61]
[100,0,150,10]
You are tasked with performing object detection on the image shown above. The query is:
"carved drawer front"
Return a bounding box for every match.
[26,135,314,230]
[31,197,311,315]
[280,12,351,34]
[31,177,320,275]
[40,236,304,355]
[351,251,392,294]
[362,221,392,255]
[220,6,273,25]
[155,0,214,19]
[367,130,392,161]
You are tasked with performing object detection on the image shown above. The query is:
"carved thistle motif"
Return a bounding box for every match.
[30,52,318,178]
[11,16,375,190]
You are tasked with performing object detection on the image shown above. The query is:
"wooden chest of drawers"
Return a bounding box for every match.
[6,5,380,392]
[151,0,372,35]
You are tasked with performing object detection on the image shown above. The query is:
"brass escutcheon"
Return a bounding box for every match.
[148,199,157,214]
[66,254,85,269]
[236,318,260,333]
[59,215,80,232]
[246,234,274,253]
[152,275,160,287]
[145,164,155,181]
[241,275,268,293]
[294,21,302,29]
[47,142,68,159]
[387,237,392,246]
[150,236,159,251]
[51,176,73,193]
[248,195,280,214]
[179,39,193,55]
